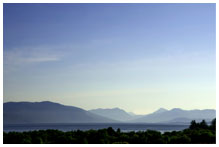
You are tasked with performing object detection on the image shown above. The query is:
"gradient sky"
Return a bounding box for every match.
[3,3,216,114]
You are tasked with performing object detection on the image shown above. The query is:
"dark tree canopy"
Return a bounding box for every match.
[4,118,216,144]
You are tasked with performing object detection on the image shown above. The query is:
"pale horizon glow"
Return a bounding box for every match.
[3,3,216,114]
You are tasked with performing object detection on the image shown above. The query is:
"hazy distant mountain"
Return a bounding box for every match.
[89,107,216,124]
[128,112,139,116]
[4,101,117,124]
[153,108,168,114]
[132,108,216,123]
[89,108,142,121]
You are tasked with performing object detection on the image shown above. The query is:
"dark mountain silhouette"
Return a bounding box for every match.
[3,101,117,124]
[132,108,216,123]
[4,101,215,124]
[89,108,142,121]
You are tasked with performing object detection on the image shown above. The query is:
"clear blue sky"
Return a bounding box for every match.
[3,3,216,114]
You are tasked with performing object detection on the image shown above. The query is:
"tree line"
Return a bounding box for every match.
[3,118,216,144]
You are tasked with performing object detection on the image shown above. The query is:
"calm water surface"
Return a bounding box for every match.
[4,123,189,133]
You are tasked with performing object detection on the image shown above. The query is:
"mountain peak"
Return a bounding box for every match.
[153,108,168,114]
[112,107,122,110]
[170,108,183,112]
[89,107,134,121]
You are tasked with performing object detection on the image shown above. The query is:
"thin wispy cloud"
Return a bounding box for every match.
[25,57,60,63]
[5,47,58,62]
[4,46,64,72]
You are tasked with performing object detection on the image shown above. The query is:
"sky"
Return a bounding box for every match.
[3,3,216,114]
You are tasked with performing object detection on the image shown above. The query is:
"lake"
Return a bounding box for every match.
[3,123,189,133]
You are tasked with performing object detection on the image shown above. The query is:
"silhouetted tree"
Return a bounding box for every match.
[210,118,216,131]
[189,120,197,129]
[200,120,208,129]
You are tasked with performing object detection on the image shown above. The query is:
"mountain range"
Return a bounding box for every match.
[3,101,116,124]
[131,108,215,123]
[3,101,216,124]
[89,108,143,121]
